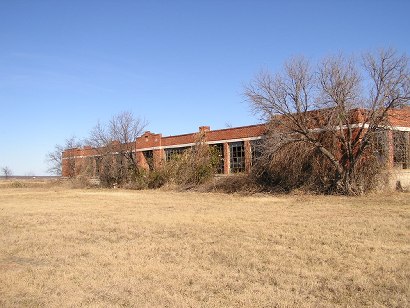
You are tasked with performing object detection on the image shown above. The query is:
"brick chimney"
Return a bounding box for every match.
[199,126,210,133]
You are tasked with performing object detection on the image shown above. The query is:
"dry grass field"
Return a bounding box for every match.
[0,182,409,307]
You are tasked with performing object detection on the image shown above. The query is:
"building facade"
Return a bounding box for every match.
[62,123,267,177]
[62,108,410,180]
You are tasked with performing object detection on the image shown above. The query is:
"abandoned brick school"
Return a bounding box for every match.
[62,108,410,181]
[62,123,266,177]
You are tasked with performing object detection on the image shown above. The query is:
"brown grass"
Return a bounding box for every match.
[0,184,409,307]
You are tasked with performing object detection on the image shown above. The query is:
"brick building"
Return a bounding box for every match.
[62,123,267,177]
[62,108,410,181]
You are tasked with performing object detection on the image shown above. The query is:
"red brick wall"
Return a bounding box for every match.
[133,125,267,173]
[135,124,267,150]
[61,108,410,177]
[388,107,410,127]
[136,131,162,149]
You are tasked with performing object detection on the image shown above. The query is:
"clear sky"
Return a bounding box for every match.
[1,0,409,175]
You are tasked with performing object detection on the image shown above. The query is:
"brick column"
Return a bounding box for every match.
[223,143,230,175]
[136,152,148,170]
[153,149,164,170]
[244,140,252,173]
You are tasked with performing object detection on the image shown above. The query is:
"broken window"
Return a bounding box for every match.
[230,141,245,173]
[212,144,224,174]
[250,139,263,166]
[393,131,409,169]
[165,147,190,162]
[143,150,154,170]
[371,129,388,163]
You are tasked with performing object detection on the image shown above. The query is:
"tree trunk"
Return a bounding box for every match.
[335,168,359,195]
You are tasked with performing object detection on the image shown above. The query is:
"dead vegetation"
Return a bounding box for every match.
[0,185,409,307]
[245,49,410,195]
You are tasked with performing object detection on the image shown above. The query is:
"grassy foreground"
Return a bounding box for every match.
[0,185,409,307]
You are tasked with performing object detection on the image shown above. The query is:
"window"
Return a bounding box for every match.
[393,131,409,169]
[165,147,190,162]
[95,157,102,175]
[250,139,263,166]
[212,144,224,174]
[230,142,245,173]
[143,150,154,170]
[372,129,388,163]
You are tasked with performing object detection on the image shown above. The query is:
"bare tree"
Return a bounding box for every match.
[46,136,82,176]
[86,111,147,186]
[1,166,13,179]
[246,49,410,194]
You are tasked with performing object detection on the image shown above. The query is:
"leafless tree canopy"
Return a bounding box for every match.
[46,136,82,176]
[86,111,147,185]
[88,111,146,149]
[246,49,410,194]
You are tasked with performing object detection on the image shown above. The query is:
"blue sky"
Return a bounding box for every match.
[1,0,409,175]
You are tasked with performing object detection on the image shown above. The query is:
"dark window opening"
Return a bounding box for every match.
[165,147,190,162]
[372,129,388,163]
[230,142,245,173]
[393,131,409,169]
[250,139,263,166]
[212,144,224,174]
[143,150,154,170]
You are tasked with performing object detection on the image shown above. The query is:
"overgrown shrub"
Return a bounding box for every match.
[152,141,220,188]
[78,132,220,190]
[250,134,389,194]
